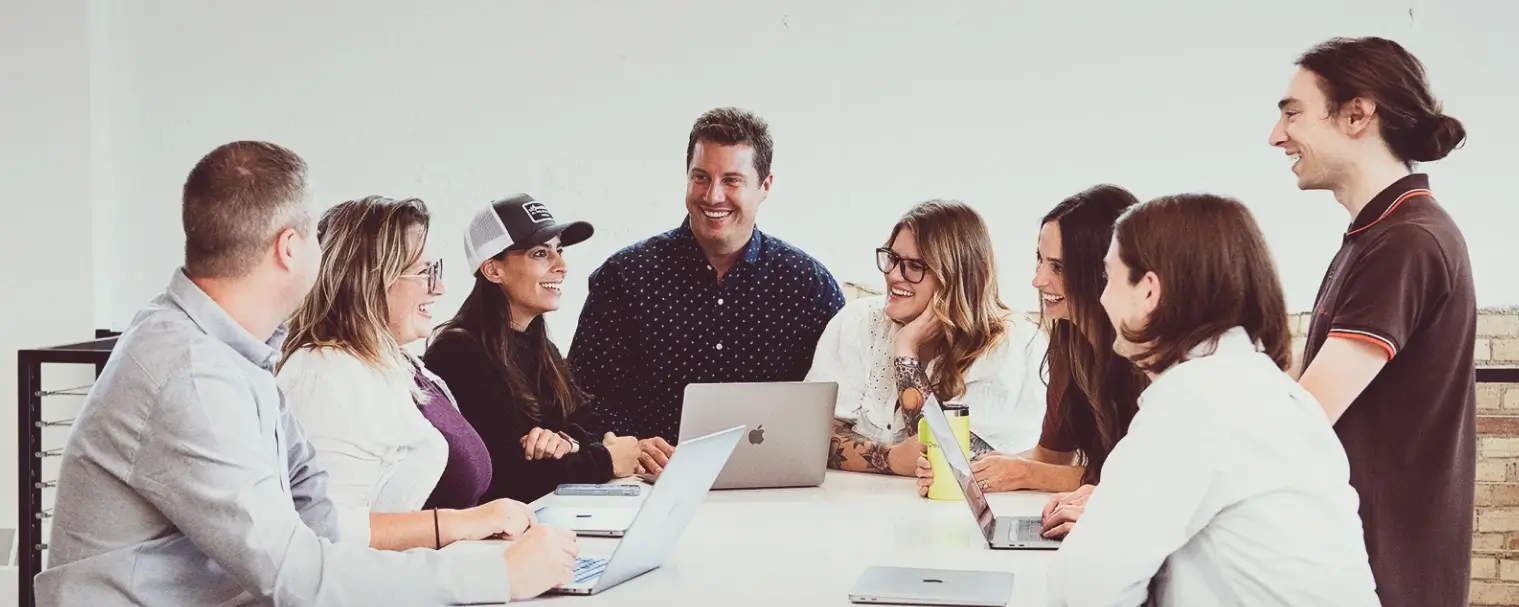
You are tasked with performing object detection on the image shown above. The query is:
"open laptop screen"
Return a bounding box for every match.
[920,396,997,540]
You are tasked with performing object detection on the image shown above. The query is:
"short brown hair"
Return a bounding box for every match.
[181,141,310,278]
[1112,194,1291,375]
[1297,36,1466,165]
[685,107,774,181]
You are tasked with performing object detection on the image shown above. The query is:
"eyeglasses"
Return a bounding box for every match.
[399,259,443,294]
[876,248,928,284]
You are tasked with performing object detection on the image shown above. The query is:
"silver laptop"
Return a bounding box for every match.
[547,425,745,595]
[676,381,837,490]
[532,505,637,538]
[848,565,1015,606]
[920,396,1061,550]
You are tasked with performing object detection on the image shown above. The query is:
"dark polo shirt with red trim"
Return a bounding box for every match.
[1301,173,1477,607]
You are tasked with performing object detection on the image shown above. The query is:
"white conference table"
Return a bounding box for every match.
[452,471,1058,605]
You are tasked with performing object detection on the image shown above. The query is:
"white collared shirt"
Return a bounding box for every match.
[1046,327,1379,606]
[276,347,449,546]
[804,295,1049,453]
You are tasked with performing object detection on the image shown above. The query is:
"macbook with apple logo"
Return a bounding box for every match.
[675,381,838,490]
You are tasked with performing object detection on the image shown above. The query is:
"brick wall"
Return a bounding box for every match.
[1285,309,1519,604]
[1464,310,1519,605]
[845,283,1519,603]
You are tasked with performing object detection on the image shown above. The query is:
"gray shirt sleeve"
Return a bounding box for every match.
[130,365,512,605]
[283,397,341,540]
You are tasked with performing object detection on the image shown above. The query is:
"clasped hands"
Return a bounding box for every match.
[518,427,645,478]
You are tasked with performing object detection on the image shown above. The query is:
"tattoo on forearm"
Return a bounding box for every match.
[969,433,995,458]
[895,356,932,431]
[894,356,930,396]
[828,419,897,475]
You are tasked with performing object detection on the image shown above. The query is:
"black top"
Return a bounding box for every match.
[422,329,614,504]
[566,218,845,442]
[1301,173,1476,607]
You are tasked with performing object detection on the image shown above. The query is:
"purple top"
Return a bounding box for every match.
[413,366,493,509]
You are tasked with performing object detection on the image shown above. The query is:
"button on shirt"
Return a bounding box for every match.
[1047,327,1378,607]
[36,269,511,606]
[568,218,846,442]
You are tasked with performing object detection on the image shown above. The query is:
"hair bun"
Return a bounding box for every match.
[1407,114,1467,162]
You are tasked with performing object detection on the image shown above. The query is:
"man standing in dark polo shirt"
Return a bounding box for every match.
[568,107,846,477]
[1270,37,1475,606]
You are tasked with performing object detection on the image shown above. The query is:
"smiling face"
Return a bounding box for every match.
[385,230,444,346]
[880,228,940,324]
[1099,236,1159,363]
[482,236,567,330]
[1031,220,1068,320]
[685,141,772,256]
[1269,67,1358,192]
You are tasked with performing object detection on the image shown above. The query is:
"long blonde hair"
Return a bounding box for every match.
[889,199,1011,401]
[280,195,430,392]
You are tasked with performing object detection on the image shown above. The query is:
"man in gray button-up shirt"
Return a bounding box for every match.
[36,141,577,605]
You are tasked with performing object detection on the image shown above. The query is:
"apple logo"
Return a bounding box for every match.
[748,425,765,445]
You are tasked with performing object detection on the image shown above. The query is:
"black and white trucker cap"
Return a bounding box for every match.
[463,193,595,271]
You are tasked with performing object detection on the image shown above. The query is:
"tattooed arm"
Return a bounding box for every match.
[894,355,931,425]
[825,354,936,476]
[828,419,918,476]
[969,433,996,459]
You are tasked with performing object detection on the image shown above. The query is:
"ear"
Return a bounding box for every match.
[758,173,773,198]
[480,258,507,285]
[273,227,302,272]
[1138,270,1162,317]
[1342,97,1378,138]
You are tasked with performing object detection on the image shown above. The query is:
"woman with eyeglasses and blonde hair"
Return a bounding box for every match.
[806,199,1048,476]
[276,195,570,559]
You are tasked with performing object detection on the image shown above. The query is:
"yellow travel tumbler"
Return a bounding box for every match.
[918,401,972,500]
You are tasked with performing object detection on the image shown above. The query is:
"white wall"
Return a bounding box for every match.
[0,0,97,531]
[90,0,1519,349]
[4,0,1518,531]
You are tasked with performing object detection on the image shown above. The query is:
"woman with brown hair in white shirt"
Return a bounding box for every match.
[1046,193,1376,606]
[806,199,1048,476]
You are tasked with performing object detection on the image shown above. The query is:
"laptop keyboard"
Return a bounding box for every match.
[574,557,610,583]
[1015,518,1046,541]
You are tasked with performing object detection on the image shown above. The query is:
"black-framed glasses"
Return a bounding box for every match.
[400,259,443,294]
[876,248,928,284]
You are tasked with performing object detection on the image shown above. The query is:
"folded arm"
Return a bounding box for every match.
[828,418,899,474]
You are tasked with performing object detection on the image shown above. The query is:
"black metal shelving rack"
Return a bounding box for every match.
[16,330,118,607]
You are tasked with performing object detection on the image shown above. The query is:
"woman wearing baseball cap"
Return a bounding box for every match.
[425,194,643,503]
[276,195,578,590]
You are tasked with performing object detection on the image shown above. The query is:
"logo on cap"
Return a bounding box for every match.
[523,202,553,224]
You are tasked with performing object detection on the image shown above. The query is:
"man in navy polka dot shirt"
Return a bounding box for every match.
[567,107,846,477]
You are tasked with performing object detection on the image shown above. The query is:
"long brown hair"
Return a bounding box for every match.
[888,200,1011,401]
[280,196,429,387]
[432,255,579,423]
[1038,185,1149,486]
[1112,193,1292,375]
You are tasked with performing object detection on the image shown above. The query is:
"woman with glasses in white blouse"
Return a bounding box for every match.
[806,199,1048,476]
